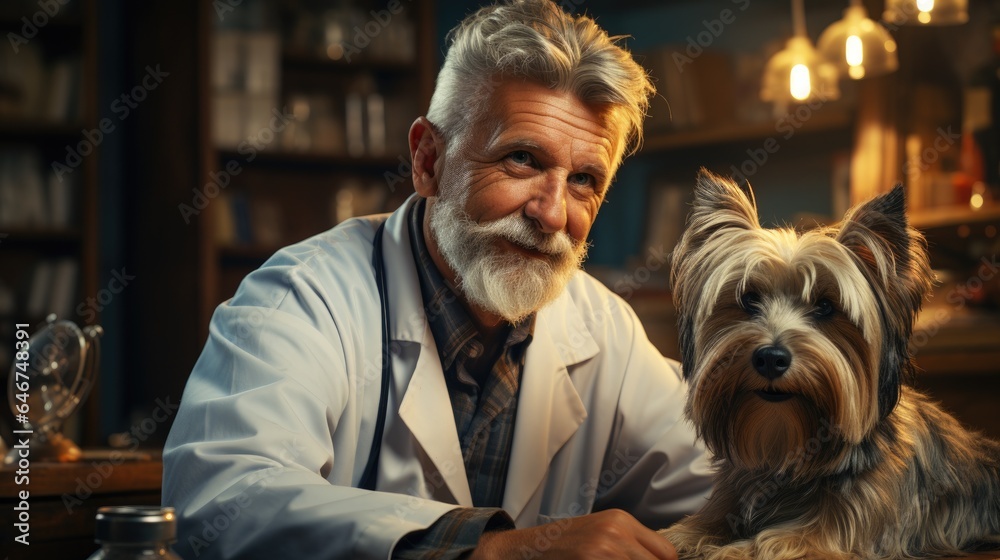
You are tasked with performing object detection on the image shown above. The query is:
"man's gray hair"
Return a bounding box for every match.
[427,0,655,165]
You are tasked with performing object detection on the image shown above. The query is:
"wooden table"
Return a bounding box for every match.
[0,453,162,559]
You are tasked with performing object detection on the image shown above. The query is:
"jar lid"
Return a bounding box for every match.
[95,506,177,543]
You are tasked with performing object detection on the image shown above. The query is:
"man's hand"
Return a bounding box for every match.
[469,509,678,560]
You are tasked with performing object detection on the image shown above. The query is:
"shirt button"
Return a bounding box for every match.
[467,342,483,358]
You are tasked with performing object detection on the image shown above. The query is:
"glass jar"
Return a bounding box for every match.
[86,506,183,559]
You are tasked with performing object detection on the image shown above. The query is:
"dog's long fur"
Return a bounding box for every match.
[660,170,1000,559]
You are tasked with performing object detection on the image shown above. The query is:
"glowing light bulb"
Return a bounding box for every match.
[790,64,811,100]
[845,35,864,66]
[917,0,933,22]
[971,193,985,209]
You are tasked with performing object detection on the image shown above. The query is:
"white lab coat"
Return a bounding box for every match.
[162,194,713,560]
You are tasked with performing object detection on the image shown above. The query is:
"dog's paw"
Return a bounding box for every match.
[660,524,700,558]
[660,523,744,560]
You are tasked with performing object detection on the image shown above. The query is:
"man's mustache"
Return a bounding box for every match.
[470,214,579,257]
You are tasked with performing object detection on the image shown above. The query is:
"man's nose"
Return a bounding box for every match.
[524,173,568,234]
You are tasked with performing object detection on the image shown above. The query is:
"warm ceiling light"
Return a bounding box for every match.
[883,0,968,26]
[761,0,840,111]
[818,1,899,80]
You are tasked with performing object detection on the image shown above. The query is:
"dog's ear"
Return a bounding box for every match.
[836,185,933,418]
[837,185,910,275]
[670,170,760,380]
[690,168,760,234]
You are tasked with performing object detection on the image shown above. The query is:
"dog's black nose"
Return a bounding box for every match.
[752,346,791,380]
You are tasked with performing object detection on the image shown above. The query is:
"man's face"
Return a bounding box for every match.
[427,79,623,323]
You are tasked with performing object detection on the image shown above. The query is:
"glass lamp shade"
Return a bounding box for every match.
[883,0,968,26]
[818,5,898,79]
[761,36,840,107]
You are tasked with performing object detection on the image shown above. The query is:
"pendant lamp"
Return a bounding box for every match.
[761,0,840,111]
[818,0,898,80]
[883,0,968,26]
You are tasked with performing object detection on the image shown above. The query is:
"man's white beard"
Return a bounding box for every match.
[428,190,588,324]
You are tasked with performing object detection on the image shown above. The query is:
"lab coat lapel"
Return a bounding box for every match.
[503,288,597,524]
[397,328,474,506]
[384,196,473,506]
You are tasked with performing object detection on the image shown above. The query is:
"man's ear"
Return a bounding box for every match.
[408,117,445,197]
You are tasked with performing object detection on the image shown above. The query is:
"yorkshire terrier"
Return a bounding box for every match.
[660,170,1000,559]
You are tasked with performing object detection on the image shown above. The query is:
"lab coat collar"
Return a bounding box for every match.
[386,194,599,516]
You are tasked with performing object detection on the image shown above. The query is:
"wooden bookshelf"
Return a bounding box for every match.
[0,0,100,447]
[196,0,436,339]
[641,110,854,153]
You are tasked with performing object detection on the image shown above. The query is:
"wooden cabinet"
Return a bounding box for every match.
[0,457,162,559]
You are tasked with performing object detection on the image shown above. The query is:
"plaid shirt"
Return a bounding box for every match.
[393,198,535,559]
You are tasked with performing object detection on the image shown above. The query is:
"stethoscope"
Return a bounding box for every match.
[358,221,391,491]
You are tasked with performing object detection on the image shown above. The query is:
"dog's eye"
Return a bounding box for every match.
[740,292,762,315]
[814,298,835,318]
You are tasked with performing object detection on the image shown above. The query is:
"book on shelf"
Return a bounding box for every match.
[644,181,692,258]
[229,193,254,245]
[251,198,283,247]
[212,192,237,246]
[48,258,78,320]
[211,29,281,150]
[0,148,76,229]
[0,43,80,123]
[215,193,284,249]
[25,258,78,320]
[45,57,81,123]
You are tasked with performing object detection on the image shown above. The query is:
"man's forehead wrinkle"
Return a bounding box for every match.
[488,112,615,162]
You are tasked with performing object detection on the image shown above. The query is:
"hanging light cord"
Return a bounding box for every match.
[792,0,807,37]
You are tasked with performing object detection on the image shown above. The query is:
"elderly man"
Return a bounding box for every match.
[162,1,713,558]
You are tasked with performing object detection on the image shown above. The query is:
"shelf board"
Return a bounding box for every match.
[0,228,81,251]
[907,204,1000,230]
[218,148,406,170]
[640,111,854,153]
[0,120,83,141]
[0,15,82,31]
[281,50,417,74]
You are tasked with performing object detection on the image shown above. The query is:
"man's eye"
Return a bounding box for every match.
[508,151,532,165]
[569,173,593,187]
